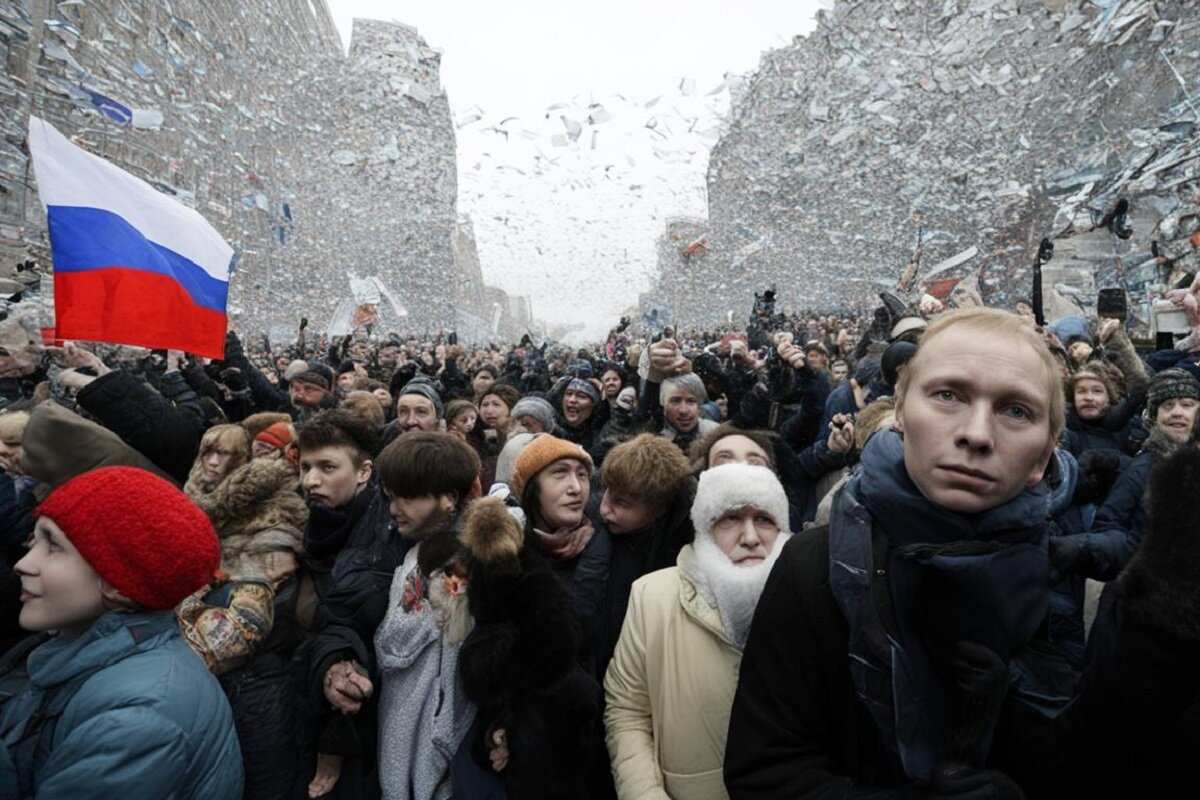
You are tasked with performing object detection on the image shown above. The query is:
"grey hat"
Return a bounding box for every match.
[511,396,556,432]
[398,375,444,418]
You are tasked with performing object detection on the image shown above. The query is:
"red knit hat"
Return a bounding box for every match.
[36,466,220,610]
[255,421,295,451]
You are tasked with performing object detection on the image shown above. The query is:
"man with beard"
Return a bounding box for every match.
[604,463,792,799]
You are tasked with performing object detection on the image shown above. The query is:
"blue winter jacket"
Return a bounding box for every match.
[0,610,243,800]
[1085,450,1155,580]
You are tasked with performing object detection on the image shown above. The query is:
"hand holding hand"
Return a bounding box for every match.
[488,727,509,772]
[324,660,373,715]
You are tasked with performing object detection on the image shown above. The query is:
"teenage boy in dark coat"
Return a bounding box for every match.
[294,410,408,800]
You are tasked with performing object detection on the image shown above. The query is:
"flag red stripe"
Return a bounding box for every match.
[54,268,227,358]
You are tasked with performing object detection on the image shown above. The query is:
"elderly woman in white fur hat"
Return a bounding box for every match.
[603,462,792,800]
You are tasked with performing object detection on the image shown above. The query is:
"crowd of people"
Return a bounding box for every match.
[1,287,1199,799]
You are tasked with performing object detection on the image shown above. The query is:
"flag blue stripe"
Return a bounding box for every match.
[47,205,229,313]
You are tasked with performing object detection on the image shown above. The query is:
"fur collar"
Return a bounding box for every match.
[1140,427,1186,459]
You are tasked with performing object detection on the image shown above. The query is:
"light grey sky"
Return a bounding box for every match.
[326,1,823,337]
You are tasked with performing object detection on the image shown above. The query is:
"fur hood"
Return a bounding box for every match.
[204,458,306,537]
[184,455,309,582]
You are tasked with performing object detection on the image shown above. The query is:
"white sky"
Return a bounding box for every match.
[326,1,823,337]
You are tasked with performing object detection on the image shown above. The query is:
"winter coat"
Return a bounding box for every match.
[777,435,850,526]
[458,497,604,800]
[541,504,612,628]
[1029,446,1200,796]
[586,480,696,683]
[74,368,204,483]
[1061,332,1149,457]
[0,610,243,800]
[375,544,476,800]
[817,379,859,433]
[1060,408,1145,457]
[724,527,1074,797]
[297,480,409,799]
[604,546,740,800]
[593,406,646,466]
[1084,431,1181,581]
[726,433,1073,797]
[0,473,36,555]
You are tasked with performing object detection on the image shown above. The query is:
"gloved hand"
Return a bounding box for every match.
[1074,449,1123,505]
[937,640,1010,773]
[928,767,1025,800]
[1048,536,1082,576]
[224,330,244,360]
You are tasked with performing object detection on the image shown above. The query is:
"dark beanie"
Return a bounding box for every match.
[292,361,334,391]
[881,341,918,389]
[399,375,444,418]
[1145,368,1200,422]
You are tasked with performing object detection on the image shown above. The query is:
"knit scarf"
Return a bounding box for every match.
[530,519,595,562]
[836,430,1056,780]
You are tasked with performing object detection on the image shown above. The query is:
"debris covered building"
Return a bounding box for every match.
[659,0,1200,330]
[0,1,500,339]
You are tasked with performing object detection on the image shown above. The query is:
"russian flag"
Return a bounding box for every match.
[27,117,233,358]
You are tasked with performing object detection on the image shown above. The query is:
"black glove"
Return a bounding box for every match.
[1074,449,1124,505]
[219,367,247,393]
[224,330,244,360]
[1048,536,1082,575]
[928,768,1025,800]
[937,641,1010,773]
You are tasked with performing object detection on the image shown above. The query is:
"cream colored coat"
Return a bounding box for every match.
[604,545,740,800]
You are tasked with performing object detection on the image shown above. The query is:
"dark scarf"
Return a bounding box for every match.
[832,430,1061,781]
[303,481,378,563]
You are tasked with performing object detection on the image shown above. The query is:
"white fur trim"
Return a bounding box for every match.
[691,463,790,537]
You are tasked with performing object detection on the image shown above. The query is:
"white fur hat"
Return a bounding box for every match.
[691,463,790,537]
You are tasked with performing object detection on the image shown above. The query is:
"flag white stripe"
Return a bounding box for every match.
[27,116,233,283]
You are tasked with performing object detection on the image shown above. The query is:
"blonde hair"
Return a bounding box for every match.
[895,307,1065,445]
[0,410,30,443]
[198,424,252,466]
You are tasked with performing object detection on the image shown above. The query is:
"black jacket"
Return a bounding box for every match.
[295,481,410,800]
[75,369,203,483]
[724,528,909,798]
[586,480,696,682]
[725,527,1079,798]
